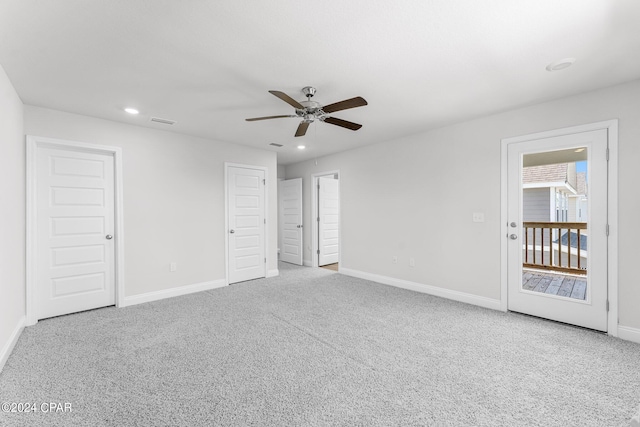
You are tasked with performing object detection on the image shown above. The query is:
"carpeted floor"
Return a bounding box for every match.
[1,262,639,426]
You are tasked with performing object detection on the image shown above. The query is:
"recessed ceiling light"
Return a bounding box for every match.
[297,145,306,150]
[124,107,139,115]
[546,58,576,72]
[574,148,585,152]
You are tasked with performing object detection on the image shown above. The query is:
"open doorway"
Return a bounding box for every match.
[311,171,340,270]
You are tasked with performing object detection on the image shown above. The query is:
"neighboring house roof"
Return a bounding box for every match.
[522,163,578,194]
[555,231,588,251]
[576,172,587,196]
[523,163,569,184]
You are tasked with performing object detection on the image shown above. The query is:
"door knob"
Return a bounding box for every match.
[510,222,517,228]
[509,234,517,240]
[106,235,113,240]
[230,230,235,234]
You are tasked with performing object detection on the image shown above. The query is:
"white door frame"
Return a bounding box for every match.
[500,120,618,337]
[26,135,126,326]
[224,162,270,284]
[311,170,340,268]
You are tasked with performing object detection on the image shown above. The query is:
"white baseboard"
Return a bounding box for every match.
[0,316,25,373]
[618,325,640,345]
[122,279,227,307]
[340,268,502,311]
[303,259,312,267]
[267,269,279,278]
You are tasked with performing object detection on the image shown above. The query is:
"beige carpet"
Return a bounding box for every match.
[1,261,639,426]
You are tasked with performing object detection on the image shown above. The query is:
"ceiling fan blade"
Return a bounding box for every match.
[245,115,296,121]
[322,96,367,114]
[323,116,362,131]
[269,90,304,109]
[295,121,310,137]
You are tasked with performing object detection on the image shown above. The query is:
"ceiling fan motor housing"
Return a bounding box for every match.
[296,100,324,122]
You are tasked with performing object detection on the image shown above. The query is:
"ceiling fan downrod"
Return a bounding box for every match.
[302,86,316,99]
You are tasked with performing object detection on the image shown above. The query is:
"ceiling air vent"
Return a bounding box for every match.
[150,117,176,125]
[269,143,283,147]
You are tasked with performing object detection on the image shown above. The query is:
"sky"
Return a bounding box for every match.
[576,161,587,173]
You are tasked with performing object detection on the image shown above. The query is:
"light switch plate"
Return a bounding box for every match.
[473,212,485,223]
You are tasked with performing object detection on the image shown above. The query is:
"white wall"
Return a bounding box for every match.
[523,188,552,222]
[285,79,640,331]
[24,106,278,298]
[0,64,25,370]
[568,197,577,222]
[566,163,577,191]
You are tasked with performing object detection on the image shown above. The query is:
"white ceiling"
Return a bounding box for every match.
[1,1,639,165]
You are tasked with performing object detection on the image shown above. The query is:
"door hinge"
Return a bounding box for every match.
[317,249,320,255]
[264,258,266,263]
[317,184,320,190]
[606,300,609,312]
[606,224,609,236]
[606,148,609,161]
[263,179,266,185]
[264,218,266,224]
[317,216,320,222]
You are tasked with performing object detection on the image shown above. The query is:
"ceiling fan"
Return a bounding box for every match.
[246,86,367,137]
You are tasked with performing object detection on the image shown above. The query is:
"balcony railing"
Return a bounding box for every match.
[523,221,587,275]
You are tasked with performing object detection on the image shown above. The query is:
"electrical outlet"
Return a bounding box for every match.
[409,258,415,267]
[392,256,398,264]
[170,262,177,272]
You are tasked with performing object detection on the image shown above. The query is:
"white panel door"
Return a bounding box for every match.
[279,178,303,265]
[318,177,339,266]
[37,147,115,320]
[507,129,608,331]
[228,166,266,284]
